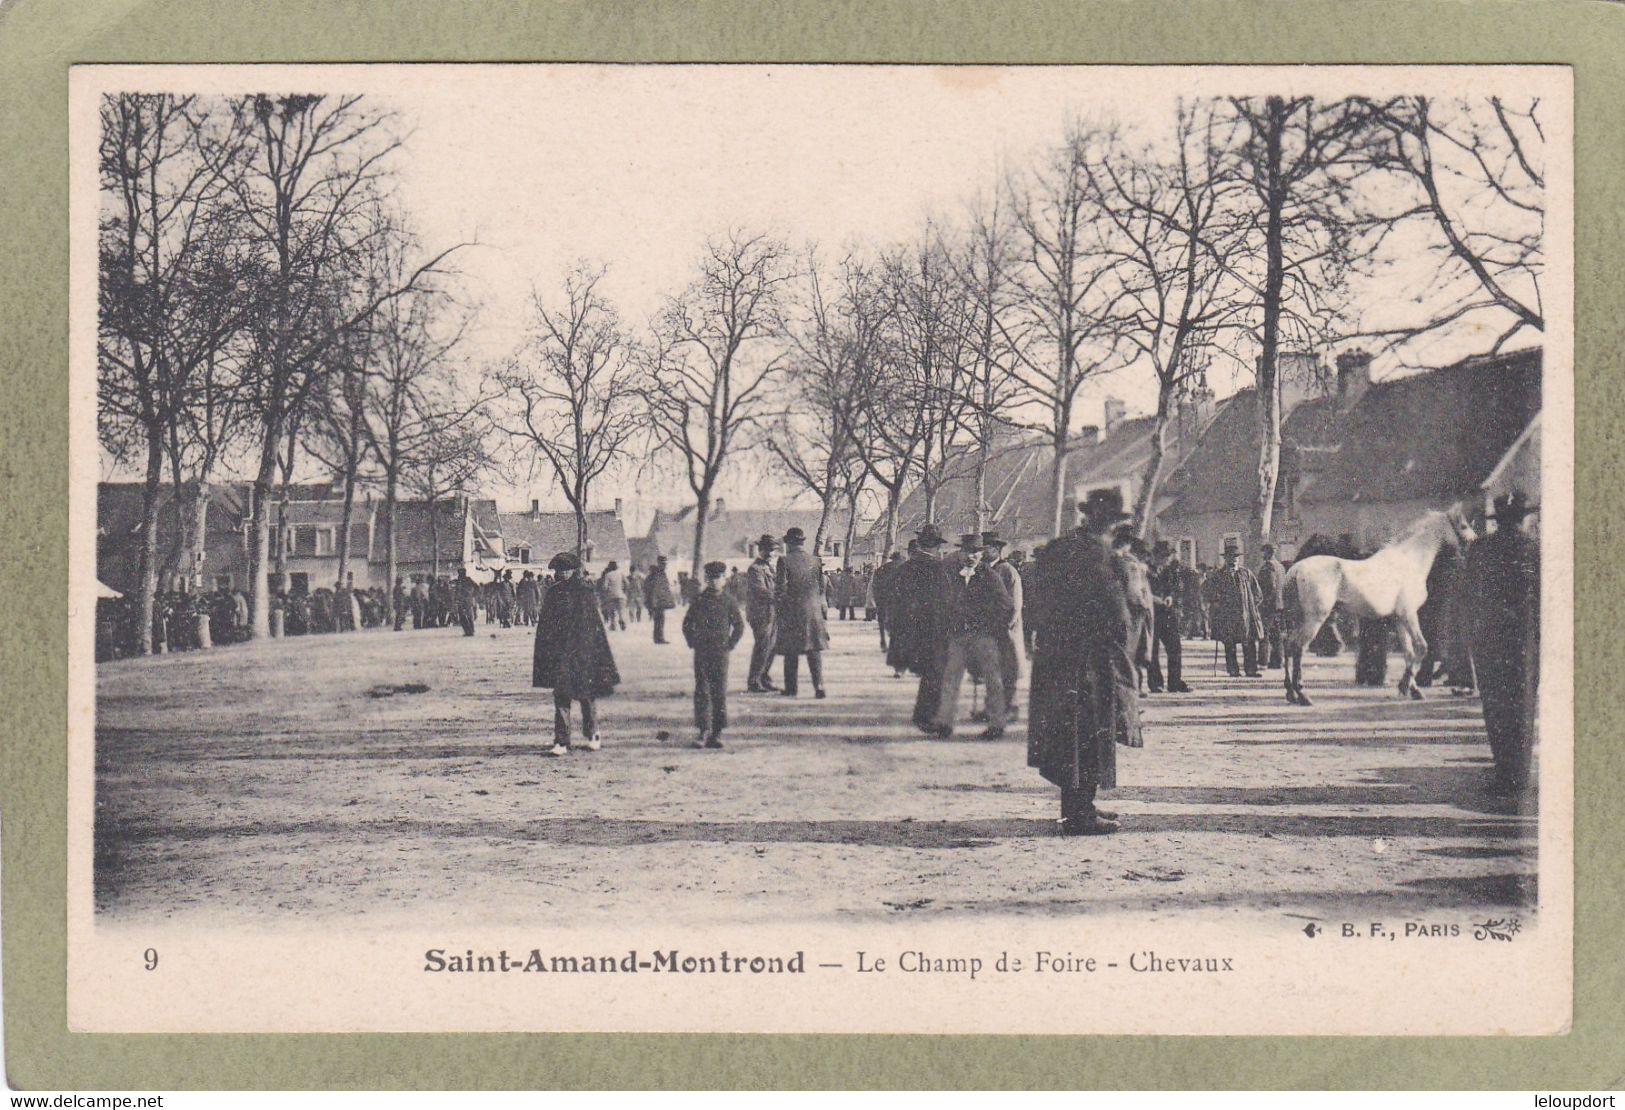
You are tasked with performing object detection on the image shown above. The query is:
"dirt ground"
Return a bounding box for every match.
[93,612,1537,927]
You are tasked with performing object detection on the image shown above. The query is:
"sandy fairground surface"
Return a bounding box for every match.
[92,612,1538,927]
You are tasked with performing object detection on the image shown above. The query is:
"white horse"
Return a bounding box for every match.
[1280,509,1468,706]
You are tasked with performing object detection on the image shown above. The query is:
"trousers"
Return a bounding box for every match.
[1223,639,1258,676]
[1148,607,1183,690]
[781,651,824,695]
[936,633,1007,731]
[912,656,944,728]
[651,608,668,643]
[693,647,730,737]
[552,691,597,746]
[996,629,1021,712]
[747,616,777,688]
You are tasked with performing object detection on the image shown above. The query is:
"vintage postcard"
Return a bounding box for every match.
[67,62,1572,1035]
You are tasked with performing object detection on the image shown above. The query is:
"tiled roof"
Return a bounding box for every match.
[646,507,853,562]
[391,500,466,564]
[1160,391,1347,516]
[497,510,630,563]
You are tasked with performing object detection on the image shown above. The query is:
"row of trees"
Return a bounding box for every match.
[99,93,482,652]
[101,90,1544,651]
[489,92,1543,578]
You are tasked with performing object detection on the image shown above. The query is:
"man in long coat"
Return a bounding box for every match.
[1028,489,1134,836]
[872,549,904,652]
[886,526,951,727]
[1208,538,1263,677]
[745,535,780,692]
[932,533,1015,740]
[643,556,676,644]
[773,527,830,698]
[1256,543,1288,669]
[533,551,620,757]
[455,570,480,636]
[1465,492,1540,796]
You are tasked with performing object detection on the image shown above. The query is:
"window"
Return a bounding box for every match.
[288,525,334,557]
[289,572,309,596]
[508,546,532,565]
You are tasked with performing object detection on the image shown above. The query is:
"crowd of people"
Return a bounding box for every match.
[101,488,1540,828]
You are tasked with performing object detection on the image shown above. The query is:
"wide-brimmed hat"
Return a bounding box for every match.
[1487,491,1538,523]
[783,527,806,545]
[1222,538,1242,556]
[957,532,983,552]
[549,551,581,572]
[980,530,1007,549]
[915,524,947,548]
[755,533,778,550]
[1079,488,1131,525]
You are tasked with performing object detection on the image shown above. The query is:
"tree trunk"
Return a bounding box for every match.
[882,484,901,558]
[134,435,164,654]
[429,496,440,578]
[690,490,711,581]
[336,470,357,622]
[842,496,859,569]
[1251,96,1287,559]
[813,488,833,556]
[1049,429,1072,538]
[383,470,399,592]
[574,504,588,559]
[1134,381,1176,539]
[975,433,990,533]
[247,453,276,640]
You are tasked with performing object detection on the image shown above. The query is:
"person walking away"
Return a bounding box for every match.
[931,533,1015,740]
[1465,493,1540,797]
[1146,541,1191,693]
[1209,539,1263,676]
[982,532,1024,722]
[644,556,676,643]
[1180,560,1208,640]
[862,565,877,622]
[1110,529,1151,746]
[1256,543,1287,669]
[625,565,644,623]
[455,570,480,636]
[1028,488,1134,836]
[724,566,747,606]
[744,535,780,692]
[886,526,952,727]
[598,561,628,631]
[683,561,746,749]
[774,527,830,698]
[392,576,408,631]
[533,552,620,757]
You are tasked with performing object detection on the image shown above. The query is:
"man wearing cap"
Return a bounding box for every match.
[932,533,1015,740]
[533,552,621,757]
[1256,543,1288,669]
[887,525,952,727]
[1028,489,1134,835]
[1146,540,1191,693]
[1465,492,1541,797]
[981,531,1024,722]
[1209,538,1264,677]
[744,535,780,693]
[643,555,676,644]
[682,561,747,748]
[773,527,830,698]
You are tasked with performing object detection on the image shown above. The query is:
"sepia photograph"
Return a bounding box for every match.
[66,62,1572,1035]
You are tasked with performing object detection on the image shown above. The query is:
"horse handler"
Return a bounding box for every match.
[534,552,620,757]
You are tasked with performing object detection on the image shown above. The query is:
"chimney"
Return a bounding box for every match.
[712,497,726,519]
[1335,349,1373,410]
[1103,397,1127,435]
[1076,424,1102,446]
[1179,386,1216,435]
[613,497,623,518]
[530,498,540,518]
[1277,350,1326,416]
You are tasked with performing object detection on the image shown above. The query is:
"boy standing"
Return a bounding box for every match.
[682,561,746,749]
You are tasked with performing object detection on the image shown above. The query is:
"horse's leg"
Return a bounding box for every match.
[1396,610,1428,700]
[1287,608,1326,706]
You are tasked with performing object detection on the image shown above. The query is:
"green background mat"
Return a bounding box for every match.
[3,0,1621,1090]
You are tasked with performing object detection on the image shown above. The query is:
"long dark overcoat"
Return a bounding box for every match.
[773,546,830,654]
[532,576,621,699]
[1207,564,1263,643]
[643,567,676,611]
[885,553,949,674]
[1027,531,1132,792]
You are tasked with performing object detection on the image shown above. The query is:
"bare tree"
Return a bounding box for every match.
[1360,95,1544,351]
[882,226,975,530]
[1089,101,1250,535]
[766,250,884,553]
[642,229,793,577]
[98,93,250,651]
[403,408,492,578]
[1004,120,1127,538]
[1227,95,1383,556]
[224,94,460,637]
[493,261,642,555]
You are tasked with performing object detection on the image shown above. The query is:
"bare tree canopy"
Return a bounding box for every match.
[492,261,643,555]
